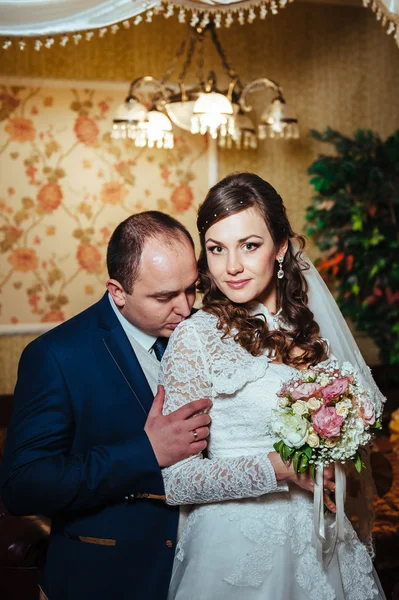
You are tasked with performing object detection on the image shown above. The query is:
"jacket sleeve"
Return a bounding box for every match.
[0,337,162,517]
[160,322,287,506]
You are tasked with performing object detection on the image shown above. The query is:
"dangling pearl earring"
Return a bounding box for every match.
[277,256,284,279]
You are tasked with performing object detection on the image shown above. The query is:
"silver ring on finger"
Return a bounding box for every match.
[193,429,199,441]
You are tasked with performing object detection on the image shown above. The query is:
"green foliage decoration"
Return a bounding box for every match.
[305,128,399,366]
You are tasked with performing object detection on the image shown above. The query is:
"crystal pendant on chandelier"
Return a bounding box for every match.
[258,96,299,140]
[111,97,148,140]
[218,107,257,150]
[137,110,174,149]
[191,91,235,140]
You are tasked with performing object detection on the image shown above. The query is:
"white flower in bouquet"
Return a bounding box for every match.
[307,397,322,411]
[324,437,338,448]
[335,399,352,418]
[292,400,308,416]
[271,410,309,448]
[302,369,316,381]
[318,375,330,387]
[279,397,289,408]
[307,432,320,448]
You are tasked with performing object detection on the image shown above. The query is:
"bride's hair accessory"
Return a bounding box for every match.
[198,201,244,233]
[277,256,284,279]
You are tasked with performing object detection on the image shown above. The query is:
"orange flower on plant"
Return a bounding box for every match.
[5,117,36,143]
[74,116,99,145]
[37,182,63,212]
[101,181,128,206]
[76,243,102,273]
[317,253,345,276]
[41,310,65,323]
[8,247,39,272]
[170,184,194,212]
[346,255,354,272]
[385,288,399,305]
[368,206,377,217]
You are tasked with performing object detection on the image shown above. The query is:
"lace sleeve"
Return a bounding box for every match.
[160,321,284,506]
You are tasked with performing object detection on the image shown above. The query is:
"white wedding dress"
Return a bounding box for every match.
[160,306,386,600]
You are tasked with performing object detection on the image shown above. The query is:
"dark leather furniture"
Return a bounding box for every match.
[0,395,50,600]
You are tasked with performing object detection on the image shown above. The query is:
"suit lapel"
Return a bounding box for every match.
[97,294,154,416]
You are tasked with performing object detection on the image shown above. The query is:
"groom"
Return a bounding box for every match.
[0,211,211,600]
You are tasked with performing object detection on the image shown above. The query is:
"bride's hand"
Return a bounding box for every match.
[268,451,336,512]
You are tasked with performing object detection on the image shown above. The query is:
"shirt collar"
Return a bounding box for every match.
[108,293,157,352]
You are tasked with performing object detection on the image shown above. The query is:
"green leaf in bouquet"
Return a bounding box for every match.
[354,452,365,473]
[310,464,316,481]
[282,443,295,463]
[303,446,313,459]
[293,451,302,473]
[273,440,284,454]
[298,454,309,473]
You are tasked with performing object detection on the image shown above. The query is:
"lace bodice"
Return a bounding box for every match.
[160,305,291,505]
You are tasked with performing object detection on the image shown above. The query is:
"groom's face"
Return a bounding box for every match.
[111,235,198,338]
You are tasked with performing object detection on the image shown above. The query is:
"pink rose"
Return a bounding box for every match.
[312,405,344,438]
[359,398,375,425]
[291,382,322,401]
[321,378,349,404]
[277,383,290,398]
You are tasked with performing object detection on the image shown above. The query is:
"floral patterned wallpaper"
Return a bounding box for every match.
[0,79,209,325]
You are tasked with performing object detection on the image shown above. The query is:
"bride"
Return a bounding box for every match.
[160,172,386,600]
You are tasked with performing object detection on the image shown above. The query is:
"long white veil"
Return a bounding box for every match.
[300,247,386,553]
[303,254,385,415]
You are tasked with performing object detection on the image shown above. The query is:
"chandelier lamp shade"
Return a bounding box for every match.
[112,24,299,150]
[112,76,174,148]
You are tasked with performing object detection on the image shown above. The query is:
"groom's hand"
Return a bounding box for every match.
[144,385,212,468]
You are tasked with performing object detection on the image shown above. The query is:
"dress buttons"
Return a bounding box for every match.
[166,539,173,548]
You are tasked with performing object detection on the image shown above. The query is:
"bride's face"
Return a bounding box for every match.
[205,206,286,307]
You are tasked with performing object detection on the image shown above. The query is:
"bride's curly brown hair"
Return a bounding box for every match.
[197,172,328,368]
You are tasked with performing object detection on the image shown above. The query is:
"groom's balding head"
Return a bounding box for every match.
[106,211,197,338]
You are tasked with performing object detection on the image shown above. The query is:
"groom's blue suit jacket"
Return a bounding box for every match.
[0,293,179,600]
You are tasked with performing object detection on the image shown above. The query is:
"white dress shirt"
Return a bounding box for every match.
[108,293,160,395]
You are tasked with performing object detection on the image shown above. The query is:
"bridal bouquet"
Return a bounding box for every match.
[271,361,381,475]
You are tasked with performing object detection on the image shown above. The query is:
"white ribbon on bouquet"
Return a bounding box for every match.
[312,462,346,565]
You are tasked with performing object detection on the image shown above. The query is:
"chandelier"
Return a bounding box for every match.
[111,24,299,150]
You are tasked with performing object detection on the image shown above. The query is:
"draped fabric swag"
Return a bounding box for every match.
[0,0,398,39]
